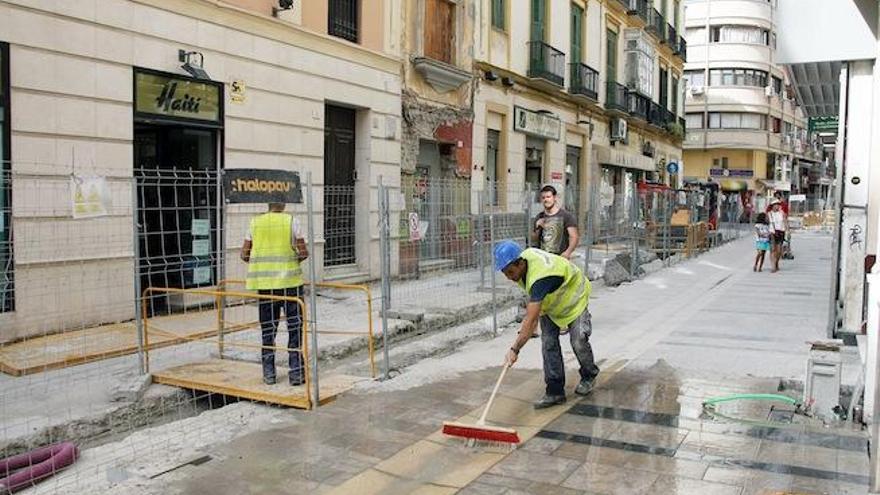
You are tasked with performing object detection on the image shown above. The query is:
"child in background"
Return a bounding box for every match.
[754,212,771,272]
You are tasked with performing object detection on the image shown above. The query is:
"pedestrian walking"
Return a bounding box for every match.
[241,202,308,386]
[768,199,787,273]
[754,212,771,272]
[494,240,599,409]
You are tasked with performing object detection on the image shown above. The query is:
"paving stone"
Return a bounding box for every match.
[560,461,660,494]
[488,449,582,485]
[648,475,743,495]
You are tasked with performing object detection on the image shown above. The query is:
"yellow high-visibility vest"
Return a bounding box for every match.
[519,248,591,328]
[246,212,304,290]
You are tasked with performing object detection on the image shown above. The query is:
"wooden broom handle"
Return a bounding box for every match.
[478,363,510,425]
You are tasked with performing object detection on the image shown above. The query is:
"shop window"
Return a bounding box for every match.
[491,0,505,30]
[328,0,359,43]
[0,42,11,313]
[425,0,455,64]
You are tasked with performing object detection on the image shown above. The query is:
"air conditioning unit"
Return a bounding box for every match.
[764,85,774,97]
[610,118,628,142]
[690,85,704,95]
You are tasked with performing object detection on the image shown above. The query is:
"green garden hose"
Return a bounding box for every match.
[702,393,802,427]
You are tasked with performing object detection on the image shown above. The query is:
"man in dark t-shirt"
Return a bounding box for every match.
[531,185,579,259]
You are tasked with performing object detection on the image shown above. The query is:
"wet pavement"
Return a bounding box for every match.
[38,232,868,495]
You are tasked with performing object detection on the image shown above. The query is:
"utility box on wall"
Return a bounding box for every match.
[804,341,842,420]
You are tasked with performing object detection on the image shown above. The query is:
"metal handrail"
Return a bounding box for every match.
[528,40,566,87]
[570,63,599,100]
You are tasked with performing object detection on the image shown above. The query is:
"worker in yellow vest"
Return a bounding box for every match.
[241,202,308,386]
[494,240,598,409]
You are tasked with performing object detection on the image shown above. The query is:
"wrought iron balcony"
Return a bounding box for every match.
[667,25,677,47]
[674,36,687,61]
[528,41,566,87]
[569,63,599,101]
[663,108,676,126]
[646,9,666,41]
[627,91,650,120]
[648,101,665,127]
[605,81,628,113]
[626,0,649,23]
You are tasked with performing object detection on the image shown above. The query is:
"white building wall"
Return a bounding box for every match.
[0,0,402,341]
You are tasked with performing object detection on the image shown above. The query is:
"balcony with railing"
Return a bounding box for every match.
[648,101,665,127]
[674,36,687,61]
[667,25,677,47]
[569,63,599,101]
[528,41,566,88]
[626,0,649,24]
[627,92,650,120]
[646,9,666,41]
[606,81,628,113]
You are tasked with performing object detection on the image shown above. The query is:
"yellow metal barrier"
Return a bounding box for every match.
[218,279,376,379]
[142,287,312,409]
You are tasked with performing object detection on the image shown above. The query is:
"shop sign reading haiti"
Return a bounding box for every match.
[223,169,303,204]
[513,106,561,140]
[135,70,221,123]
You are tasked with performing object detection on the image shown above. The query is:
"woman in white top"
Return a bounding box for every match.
[767,199,787,272]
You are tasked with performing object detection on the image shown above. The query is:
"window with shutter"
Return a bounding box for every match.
[531,0,546,41]
[492,0,505,30]
[571,4,583,63]
[425,0,455,64]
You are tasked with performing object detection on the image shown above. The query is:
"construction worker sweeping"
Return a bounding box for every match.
[495,240,599,409]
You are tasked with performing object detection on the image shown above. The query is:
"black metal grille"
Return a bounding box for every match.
[528,41,566,87]
[570,63,599,101]
[606,81,628,112]
[627,92,649,120]
[647,9,666,40]
[329,0,359,43]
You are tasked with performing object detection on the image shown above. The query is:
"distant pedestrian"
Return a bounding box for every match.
[531,185,579,259]
[241,202,308,386]
[754,212,771,272]
[768,199,787,273]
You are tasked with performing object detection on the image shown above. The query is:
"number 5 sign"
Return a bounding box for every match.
[408,212,421,241]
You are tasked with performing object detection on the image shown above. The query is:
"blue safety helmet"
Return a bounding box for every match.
[494,240,523,271]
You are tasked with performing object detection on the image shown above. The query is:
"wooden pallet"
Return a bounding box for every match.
[151,358,362,408]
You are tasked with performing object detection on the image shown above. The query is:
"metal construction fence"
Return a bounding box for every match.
[0,160,766,491]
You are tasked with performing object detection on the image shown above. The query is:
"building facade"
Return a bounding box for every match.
[0,0,403,341]
[681,0,824,216]
[472,0,686,234]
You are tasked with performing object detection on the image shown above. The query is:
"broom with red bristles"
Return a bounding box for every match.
[442,363,521,446]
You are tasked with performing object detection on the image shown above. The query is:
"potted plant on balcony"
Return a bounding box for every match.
[666,121,685,140]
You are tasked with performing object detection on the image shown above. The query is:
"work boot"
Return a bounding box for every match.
[263,375,277,386]
[289,377,305,387]
[574,379,594,396]
[533,394,566,410]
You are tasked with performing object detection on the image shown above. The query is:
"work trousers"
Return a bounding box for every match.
[541,309,600,396]
[258,286,304,383]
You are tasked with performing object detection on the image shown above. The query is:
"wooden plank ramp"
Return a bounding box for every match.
[0,306,257,376]
[151,358,362,408]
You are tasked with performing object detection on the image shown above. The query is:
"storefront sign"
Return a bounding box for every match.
[223,169,302,204]
[709,168,753,178]
[71,175,111,219]
[513,106,561,141]
[809,116,838,134]
[595,145,654,172]
[135,70,221,123]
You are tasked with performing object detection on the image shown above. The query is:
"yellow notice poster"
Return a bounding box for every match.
[71,175,111,219]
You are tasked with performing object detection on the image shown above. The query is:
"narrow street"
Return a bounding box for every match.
[45,231,864,495]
